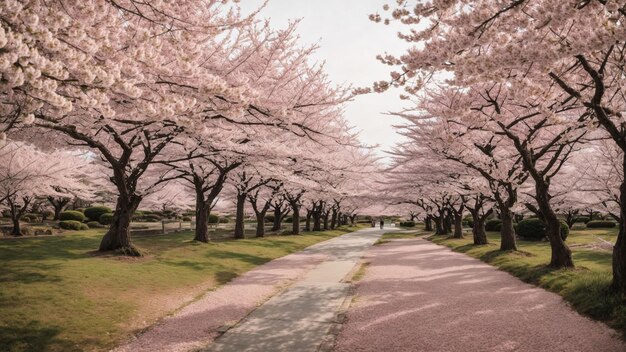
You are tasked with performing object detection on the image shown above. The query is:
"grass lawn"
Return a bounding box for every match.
[0,226,360,352]
[429,227,626,337]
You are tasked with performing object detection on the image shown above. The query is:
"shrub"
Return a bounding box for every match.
[517,218,569,241]
[208,214,219,224]
[285,216,293,223]
[84,206,112,222]
[59,220,88,230]
[485,219,502,231]
[574,216,591,224]
[182,216,192,221]
[586,220,616,228]
[99,213,114,225]
[219,217,229,223]
[264,215,275,223]
[24,213,40,221]
[399,221,416,227]
[143,214,162,222]
[464,215,474,228]
[87,221,105,228]
[1,209,11,218]
[60,210,86,222]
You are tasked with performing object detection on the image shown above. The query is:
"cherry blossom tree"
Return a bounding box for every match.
[371,0,626,292]
[0,141,93,235]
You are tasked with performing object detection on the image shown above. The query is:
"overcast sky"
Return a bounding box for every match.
[240,0,410,156]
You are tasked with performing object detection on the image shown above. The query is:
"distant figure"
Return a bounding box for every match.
[371,220,376,227]
[380,219,384,229]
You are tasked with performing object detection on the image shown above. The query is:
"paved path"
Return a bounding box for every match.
[113,227,385,352]
[203,227,386,352]
[335,238,626,352]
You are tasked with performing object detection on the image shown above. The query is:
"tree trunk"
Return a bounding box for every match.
[331,209,338,229]
[443,213,452,234]
[194,197,210,243]
[434,216,444,235]
[305,210,312,231]
[499,203,517,251]
[424,216,433,232]
[535,182,573,267]
[99,195,141,255]
[272,206,282,231]
[11,217,21,236]
[255,213,265,238]
[472,216,488,245]
[612,157,626,292]
[234,193,246,239]
[291,202,300,235]
[313,211,321,231]
[323,212,329,230]
[452,213,463,239]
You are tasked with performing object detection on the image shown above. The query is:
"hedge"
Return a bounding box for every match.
[586,220,616,228]
[219,217,229,223]
[59,220,89,231]
[87,221,105,229]
[84,206,112,222]
[517,218,569,241]
[99,213,114,225]
[59,210,86,222]
[574,216,591,224]
[182,216,192,221]
[143,214,162,222]
[485,219,502,231]
[208,214,219,224]
[399,221,416,227]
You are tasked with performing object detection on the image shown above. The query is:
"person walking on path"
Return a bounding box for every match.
[379,218,384,229]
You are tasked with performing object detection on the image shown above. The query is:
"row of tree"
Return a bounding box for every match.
[372,1,626,294]
[0,1,380,254]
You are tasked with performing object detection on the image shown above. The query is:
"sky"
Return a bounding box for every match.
[240,0,411,156]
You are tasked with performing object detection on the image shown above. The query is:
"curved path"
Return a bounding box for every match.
[335,238,625,352]
[113,227,385,352]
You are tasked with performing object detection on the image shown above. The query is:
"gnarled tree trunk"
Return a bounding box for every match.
[99,195,141,255]
[234,193,246,239]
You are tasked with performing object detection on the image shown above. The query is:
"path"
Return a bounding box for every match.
[203,227,385,352]
[113,227,385,352]
[335,238,626,352]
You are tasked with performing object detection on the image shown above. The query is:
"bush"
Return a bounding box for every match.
[285,216,293,223]
[86,221,105,228]
[574,216,591,224]
[208,214,219,224]
[399,221,416,227]
[517,218,569,241]
[464,215,474,228]
[22,214,39,222]
[59,220,88,231]
[586,220,616,228]
[84,206,112,222]
[99,213,114,225]
[60,210,86,222]
[143,214,162,222]
[219,217,229,223]
[485,219,502,231]
[182,216,192,221]
[264,215,275,223]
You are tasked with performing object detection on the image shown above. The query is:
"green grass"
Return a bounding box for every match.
[428,228,626,337]
[375,230,422,245]
[0,226,359,352]
[350,262,370,282]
